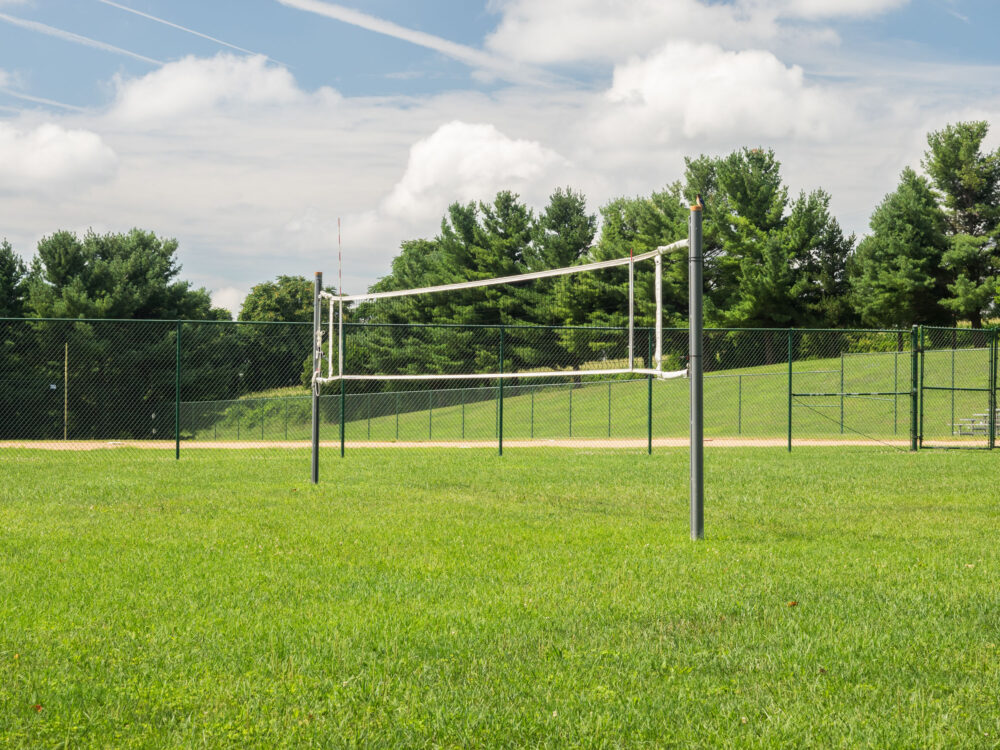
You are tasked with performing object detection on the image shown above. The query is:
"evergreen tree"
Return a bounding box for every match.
[923,121,1000,327]
[0,240,27,318]
[26,229,225,320]
[850,168,952,328]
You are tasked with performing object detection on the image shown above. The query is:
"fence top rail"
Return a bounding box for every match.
[922,325,1000,332]
[0,316,910,335]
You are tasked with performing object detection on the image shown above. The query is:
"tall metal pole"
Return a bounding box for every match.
[311,272,322,484]
[689,202,704,541]
[175,321,181,459]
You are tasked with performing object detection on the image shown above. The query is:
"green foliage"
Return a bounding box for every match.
[0,239,27,318]
[850,168,953,328]
[923,121,1000,236]
[922,122,1000,326]
[26,229,228,321]
[239,275,313,323]
[682,149,855,334]
[238,275,316,389]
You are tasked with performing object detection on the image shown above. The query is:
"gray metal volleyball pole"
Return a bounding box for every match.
[311,271,322,484]
[689,201,704,540]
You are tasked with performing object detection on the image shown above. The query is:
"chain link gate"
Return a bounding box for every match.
[919,326,998,449]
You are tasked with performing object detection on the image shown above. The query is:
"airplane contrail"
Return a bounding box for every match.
[97,0,288,66]
[0,12,162,65]
[0,87,88,112]
[274,0,549,86]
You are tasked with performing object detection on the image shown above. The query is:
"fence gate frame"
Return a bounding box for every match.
[917,325,998,450]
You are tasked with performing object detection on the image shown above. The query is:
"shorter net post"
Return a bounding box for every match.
[498,325,504,456]
[654,254,663,370]
[628,252,634,370]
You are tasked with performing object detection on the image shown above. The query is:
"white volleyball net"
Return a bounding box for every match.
[313,239,689,390]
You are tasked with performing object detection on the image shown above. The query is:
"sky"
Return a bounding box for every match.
[1,0,999,316]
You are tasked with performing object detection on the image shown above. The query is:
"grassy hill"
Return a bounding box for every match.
[183,346,996,445]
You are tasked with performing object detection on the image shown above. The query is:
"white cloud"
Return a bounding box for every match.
[111,54,308,124]
[382,121,566,221]
[486,0,771,66]
[210,286,246,317]
[0,122,117,192]
[598,42,844,143]
[485,0,909,65]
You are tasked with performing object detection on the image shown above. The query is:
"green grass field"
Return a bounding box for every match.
[187,346,998,446]
[3,447,1000,747]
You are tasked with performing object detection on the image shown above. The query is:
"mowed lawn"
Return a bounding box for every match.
[2,447,999,747]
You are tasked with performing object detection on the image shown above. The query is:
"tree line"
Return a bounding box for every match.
[3,120,996,332]
[0,120,997,425]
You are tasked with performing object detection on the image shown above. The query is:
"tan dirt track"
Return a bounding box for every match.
[0,438,957,451]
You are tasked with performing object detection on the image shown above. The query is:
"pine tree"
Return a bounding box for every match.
[850,169,952,328]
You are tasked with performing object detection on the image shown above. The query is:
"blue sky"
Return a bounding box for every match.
[1,0,998,313]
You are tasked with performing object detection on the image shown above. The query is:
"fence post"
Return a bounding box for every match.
[892,346,899,435]
[175,321,181,459]
[531,387,535,439]
[839,352,844,435]
[990,328,997,451]
[951,330,956,435]
[919,326,925,446]
[607,380,612,438]
[395,392,399,440]
[64,341,69,441]
[738,375,742,436]
[498,325,504,456]
[428,389,433,441]
[787,329,793,452]
[568,382,573,438]
[461,388,465,440]
[647,335,653,455]
[910,325,919,452]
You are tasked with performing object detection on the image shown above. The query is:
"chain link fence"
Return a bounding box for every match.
[2,318,998,464]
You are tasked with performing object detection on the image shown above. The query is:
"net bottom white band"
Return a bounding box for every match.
[315,367,686,384]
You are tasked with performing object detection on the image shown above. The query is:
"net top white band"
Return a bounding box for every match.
[320,239,687,303]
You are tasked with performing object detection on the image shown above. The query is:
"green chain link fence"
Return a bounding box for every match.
[2,318,998,461]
